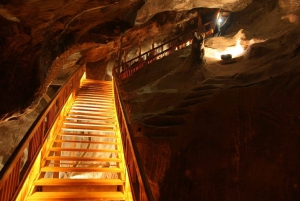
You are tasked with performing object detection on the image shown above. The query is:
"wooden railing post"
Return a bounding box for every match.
[0,65,86,201]
[113,75,155,201]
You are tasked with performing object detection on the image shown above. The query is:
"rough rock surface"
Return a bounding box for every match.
[136,0,253,24]
[121,0,300,200]
[1,0,300,200]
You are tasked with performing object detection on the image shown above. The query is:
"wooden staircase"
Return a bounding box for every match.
[26,79,132,201]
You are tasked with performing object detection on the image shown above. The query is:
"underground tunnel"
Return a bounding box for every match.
[1,0,300,200]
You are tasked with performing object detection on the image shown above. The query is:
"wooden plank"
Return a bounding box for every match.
[48,147,121,153]
[45,156,121,162]
[67,112,114,118]
[84,80,112,84]
[75,96,114,101]
[70,109,115,116]
[63,122,116,127]
[61,126,116,132]
[57,132,117,138]
[77,94,114,98]
[34,178,124,186]
[43,93,51,103]
[76,93,113,97]
[79,90,112,93]
[79,89,113,92]
[41,166,123,173]
[74,97,114,102]
[71,106,114,111]
[53,139,118,145]
[73,100,114,105]
[50,80,66,86]
[27,192,125,200]
[71,104,114,109]
[65,116,114,121]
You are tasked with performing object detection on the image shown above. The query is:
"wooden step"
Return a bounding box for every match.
[79,90,112,93]
[72,103,114,108]
[63,123,115,128]
[27,192,125,200]
[79,89,113,93]
[71,106,114,111]
[73,100,114,105]
[61,126,116,133]
[84,80,112,84]
[45,156,121,162]
[74,97,114,102]
[63,122,116,128]
[34,178,124,186]
[67,112,114,118]
[76,94,113,98]
[80,84,112,87]
[76,93,113,98]
[53,139,118,145]
[48,147,121,153]
[57,132,117,138]
[80,86,112,89]
[69,109,114,115]
[65,116,115,122]
[41,166,122,173]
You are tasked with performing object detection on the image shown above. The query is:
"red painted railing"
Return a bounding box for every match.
[113,76,155,201]
[0,65,85,201]
[117,21,215,80]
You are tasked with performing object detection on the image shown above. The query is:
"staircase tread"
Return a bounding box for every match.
[45,156,121,162]
[41,166,123,172]
[74,97,113,101]
[57,132,117,138]
[52,139,119,145]
[62,121,116,130]
[61,127,116,132]
[34,178,124,186]
[69,110,115,115]
[70,106,114,111]
[64,118,115,123]
[71,104,114,108]
[76,94,113,98]
[48,147,121,152]
[27,192,124,200]
[73,100,114,105]
[67,113,115,118]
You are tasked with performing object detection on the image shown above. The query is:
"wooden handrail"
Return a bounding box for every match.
[113,75,155,201]
[117,21,215,79]
[0,65,85,201]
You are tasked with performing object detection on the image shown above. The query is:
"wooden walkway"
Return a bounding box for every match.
[26,79,132,201]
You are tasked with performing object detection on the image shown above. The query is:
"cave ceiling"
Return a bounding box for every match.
[0,0,253,121]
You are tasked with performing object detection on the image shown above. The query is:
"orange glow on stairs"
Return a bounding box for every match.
[17,79,133,201]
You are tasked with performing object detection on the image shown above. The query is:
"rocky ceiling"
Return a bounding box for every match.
[0,0,255,121]
[1,0,300,200]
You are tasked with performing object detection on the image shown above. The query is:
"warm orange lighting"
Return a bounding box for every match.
[205,38,245,60]
[217,39,244,58]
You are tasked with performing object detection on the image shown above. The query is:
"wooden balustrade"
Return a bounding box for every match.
[113,77,155,201]
[0,65,86,201]
[117,21,215,80]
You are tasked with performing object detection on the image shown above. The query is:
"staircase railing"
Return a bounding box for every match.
[0,65,86,201]
[113,76,155,201]
[117,21,215,80]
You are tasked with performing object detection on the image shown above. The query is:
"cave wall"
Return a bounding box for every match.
[130,0,300,200]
